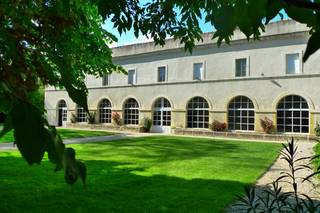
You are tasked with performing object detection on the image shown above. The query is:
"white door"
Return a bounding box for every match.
[58,100,68,127]
[151,98,171,133]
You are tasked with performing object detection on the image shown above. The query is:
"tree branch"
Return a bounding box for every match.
[282,0,320,10]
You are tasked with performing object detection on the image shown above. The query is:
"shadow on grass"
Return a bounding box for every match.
[0,156,247,213]
[227,184,320,212]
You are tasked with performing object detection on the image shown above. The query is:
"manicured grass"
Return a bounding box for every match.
[0,136,281,212]
[0,128,115,143]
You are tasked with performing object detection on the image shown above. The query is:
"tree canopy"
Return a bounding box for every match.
[1,0,320,184]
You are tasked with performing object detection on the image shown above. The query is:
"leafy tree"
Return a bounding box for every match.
[1,0,320,184]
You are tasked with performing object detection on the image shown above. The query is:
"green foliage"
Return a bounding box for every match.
[260,117,275,134]
[63,148,86,186]
[1,0,320,184]
[234,138,320,212]
[11,100,46,165]
[315,122,320,137]
[88,111,96,124]
[142,117,152,132]
[111,112,122,126]
[98,0,320,59]
[70,113,77,123]
[209,120,227,131]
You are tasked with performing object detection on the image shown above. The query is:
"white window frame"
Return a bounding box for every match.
[58,100,68,122]
[285,52,303,75]
[124,98,139,125]
[228,96,255,131]
[234,57,250,78]
[277,95,309,134]
[127,68,137,85]
[187,97,209,128]
[153,98,171,126]
[193,61,206,81]
[157,65,168,82]
[99,99,112,124]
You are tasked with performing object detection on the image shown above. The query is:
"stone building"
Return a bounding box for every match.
[45,20,320,136]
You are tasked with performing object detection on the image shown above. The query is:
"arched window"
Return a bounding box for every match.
[124,98,139,125]
[277,95,309,133]
[187,97,209,128]
[99,99,112,123]
[228,96,255,131]
[76,105,87,122]
[57,100,67,126]
[153,98,171,126]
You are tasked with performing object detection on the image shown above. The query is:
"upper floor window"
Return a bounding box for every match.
[235,58,247,77]
[158,66,166,82]
[286,53,300,74]
[128,69,136,85]
[193,62,204,80]
[102,74,109,86]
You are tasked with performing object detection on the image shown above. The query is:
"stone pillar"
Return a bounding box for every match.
[210,110,227,124]
[139,110,152,125]
[172,109,186,128]
[255,111,276,133]
[310,112,319,136]
[111,109,122,125]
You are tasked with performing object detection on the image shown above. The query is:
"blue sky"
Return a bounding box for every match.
[103,5,288,47]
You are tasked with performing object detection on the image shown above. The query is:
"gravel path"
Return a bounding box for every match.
[0,132,165,150]
[226,140,320,212]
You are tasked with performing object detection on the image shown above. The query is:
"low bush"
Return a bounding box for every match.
[235,138,320,212]
[88,112,96,124]
[260,117,275,134]
[209,120,227,131]
[142,117,152,132]
[315,122,320,137]
[70,113,77,123]
[111,112,122,126]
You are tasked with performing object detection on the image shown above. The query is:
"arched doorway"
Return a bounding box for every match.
[187,96,209,128]
[57,100,67,127]
[98,99,112,123]
[228,96,255,131]
[151,97,171,133]
[123,98,139,125]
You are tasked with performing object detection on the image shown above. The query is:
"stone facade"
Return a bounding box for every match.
[45,20,320,136]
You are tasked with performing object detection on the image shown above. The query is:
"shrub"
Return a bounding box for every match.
[142,117,152,132]
[88,112,96,124]
[315,122,320,137]
[209,120,227,131]
[70,113,77,123]
[111,112,122,126]
[234,138,320,212]
[260,117,275,134]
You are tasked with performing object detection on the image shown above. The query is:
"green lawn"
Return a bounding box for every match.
[0,127,115,143]
[0,136,281,213]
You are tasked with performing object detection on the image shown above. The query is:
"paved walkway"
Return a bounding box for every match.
[0,133,133,150]
[0,132,164,150]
